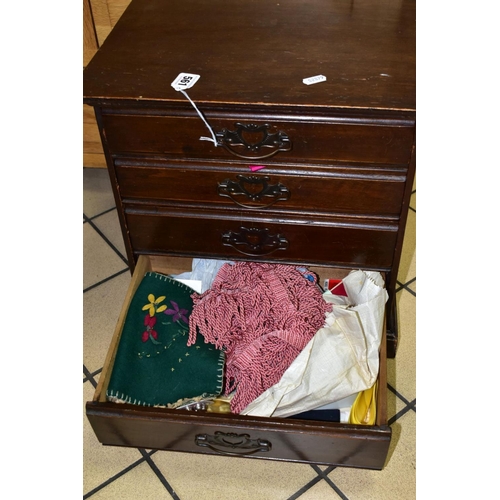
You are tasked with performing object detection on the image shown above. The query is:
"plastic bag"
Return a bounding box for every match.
[241,270,388,418]
[171,258,232,293]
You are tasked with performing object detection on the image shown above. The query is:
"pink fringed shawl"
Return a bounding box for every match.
[188,262,332,413]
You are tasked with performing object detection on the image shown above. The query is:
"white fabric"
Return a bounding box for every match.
[241,270,388,418]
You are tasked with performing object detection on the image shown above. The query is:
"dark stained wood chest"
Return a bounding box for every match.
[84,0,416,469]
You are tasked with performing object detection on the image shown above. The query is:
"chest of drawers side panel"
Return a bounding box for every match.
[384,145,416,357]
[93,106,136,269]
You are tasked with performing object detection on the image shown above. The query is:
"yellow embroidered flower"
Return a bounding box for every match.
[142,294,167,317]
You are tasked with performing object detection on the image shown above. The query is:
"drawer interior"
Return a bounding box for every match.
[88,254,390,468]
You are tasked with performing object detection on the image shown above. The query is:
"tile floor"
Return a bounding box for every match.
[83,168,416,499]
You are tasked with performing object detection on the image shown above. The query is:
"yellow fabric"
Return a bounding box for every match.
[349,382,378,425]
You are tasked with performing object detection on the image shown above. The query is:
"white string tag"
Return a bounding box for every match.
[171,73,218,147]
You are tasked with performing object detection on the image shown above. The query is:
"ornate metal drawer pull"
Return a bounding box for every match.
[221,227,289,256]
[217,175,290,208]
[215,123,291,160]
[195,432,272,456]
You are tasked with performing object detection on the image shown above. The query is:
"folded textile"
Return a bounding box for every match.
[188,262,331,413]
[107,272,225,407]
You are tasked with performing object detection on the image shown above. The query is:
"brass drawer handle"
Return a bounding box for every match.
[217,175,290,208]
[221,227,289,256]
[195,432,272,456]
[215,123,291,159]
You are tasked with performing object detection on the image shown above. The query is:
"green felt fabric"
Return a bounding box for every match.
[107,271,224,407]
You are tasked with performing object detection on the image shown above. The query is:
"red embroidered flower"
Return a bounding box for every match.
[142,315,158,342]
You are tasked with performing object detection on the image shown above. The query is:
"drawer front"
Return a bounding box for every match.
[124,208,398,269]
[102,112,414,165]
[87,402,391,469]
[115,160,407,216]
[87,255,391,470]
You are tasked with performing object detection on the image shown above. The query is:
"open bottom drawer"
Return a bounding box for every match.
[86,255,392,470]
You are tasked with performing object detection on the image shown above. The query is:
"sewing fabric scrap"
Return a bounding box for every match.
[107,272,224,408]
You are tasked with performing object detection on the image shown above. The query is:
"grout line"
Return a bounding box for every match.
[309,464,334,475]
[83,367,102,385]
[83,455,150,499]
[388,383,413,407]
[322,477,349,499]
[387,383,417,423]
[85,206,117,222]
[396,278,416,296]
[400,277,416,287]
[286,474,324,500]
[287,465,345,500]
[388,399,416,426]
[83,213,129,265]
[409,206,416,213]
[139,450,181,500]
[321,466,336,475]
[311,465,349,500]
[83,365,98,388]
[84,267,130,294]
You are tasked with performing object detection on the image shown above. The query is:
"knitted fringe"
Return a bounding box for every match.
[188,262,332,413]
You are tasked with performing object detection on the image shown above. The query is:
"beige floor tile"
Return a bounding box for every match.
[328,410,416,499]
[392,388,411,415]
[397,208,416,285]
[83,168,115,218]
[84,271,131,373]
[83,381,144,496]
[83,223,128,290]
[92,210,128,261]
[387,290,416,402]
[89,461,173,499]
[388,408,416,465]
[152,451,318,500]
[386,382,408,420]
[410,192,416,211]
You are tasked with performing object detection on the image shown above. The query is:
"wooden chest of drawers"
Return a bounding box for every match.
[84,0,415,469]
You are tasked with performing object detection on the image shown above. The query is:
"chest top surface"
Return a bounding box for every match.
[83,0,415,114]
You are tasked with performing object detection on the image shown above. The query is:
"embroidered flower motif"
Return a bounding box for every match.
[142,294,167,317]
[164,301,188,324]
[142,315,161,344]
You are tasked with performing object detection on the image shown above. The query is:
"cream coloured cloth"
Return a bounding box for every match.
[241,270,388,418]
